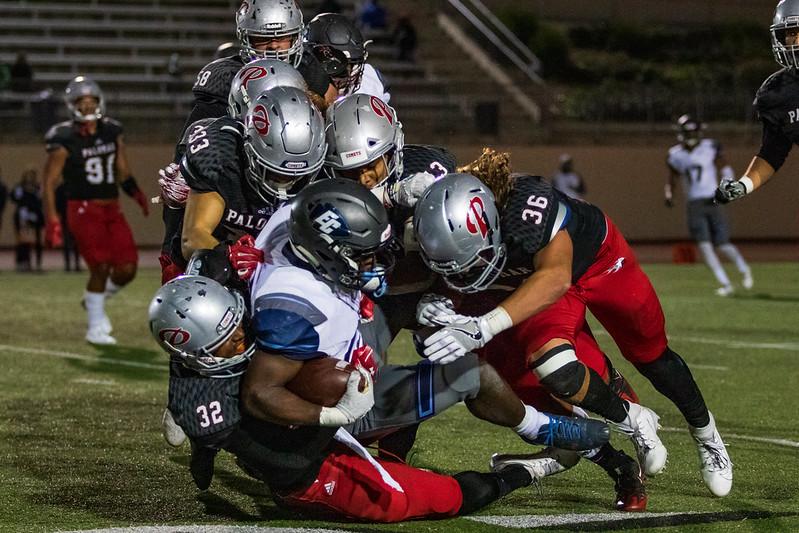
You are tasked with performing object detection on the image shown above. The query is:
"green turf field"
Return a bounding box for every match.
[1,263,798,532]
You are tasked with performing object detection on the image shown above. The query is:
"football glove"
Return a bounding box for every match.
[422,314,492,363]
[158,162,190,207]
[714,180,747,204]
[319,367,375,427]
[387,171,437,208]
[416,293,456,326]
[227,235,264,281]
[45,218,63,248]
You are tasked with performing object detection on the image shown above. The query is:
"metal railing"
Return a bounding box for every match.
[445,0,544,85]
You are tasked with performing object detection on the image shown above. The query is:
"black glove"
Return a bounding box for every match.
[714,180,747,204]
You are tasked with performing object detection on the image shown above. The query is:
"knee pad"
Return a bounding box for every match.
[531,346,585,399]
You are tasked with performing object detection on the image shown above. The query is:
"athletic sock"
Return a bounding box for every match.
[689,411,717,441]
[105,279,122,298]
[717,244,750,276]
[513,404,552,442]
[698,241,730,287]
[84,291,106,330]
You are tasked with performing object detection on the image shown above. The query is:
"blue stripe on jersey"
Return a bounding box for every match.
[343,331,359,363]
[252,307,323,360]
[559,201,572,230]
[416,360,435,419]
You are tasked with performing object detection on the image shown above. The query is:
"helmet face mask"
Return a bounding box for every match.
[675,114,703,149]
[148,276,254,378]
[289,178,397,296]
[414,173,507,294]
[65,76,105,123]
[305,13,370,95]
[236,0,304,66]
[243,87,327,202]
[325,94,404,188]
[771,0,799,68]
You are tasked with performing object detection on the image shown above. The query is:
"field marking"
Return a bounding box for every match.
[594,329,799,352]
[468,511,697,528]
[685,363,729,371]
[661,426,799,449]
[72,378,118,386]
[60,527,347,533]
[0,344,168,371]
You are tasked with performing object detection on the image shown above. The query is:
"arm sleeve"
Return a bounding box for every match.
[251,293,328,360]
[756,120,793,172]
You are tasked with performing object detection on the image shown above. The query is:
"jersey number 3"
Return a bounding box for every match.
[522,195,548,225]
[196,401,224,428]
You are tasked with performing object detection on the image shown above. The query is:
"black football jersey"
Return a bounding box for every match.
[168,369,242,443]
[497,174,606,289]
[180,116,279,243]
[753,68,799,145]
[44,118,124,200]
[390,144,457,227]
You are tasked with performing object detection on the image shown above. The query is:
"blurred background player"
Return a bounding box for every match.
[716,0,799,204]
[10,167,43,273]
[666,115,753,296]
[551,153,586,201]
[42,76,148,345]
[305,13,391,101]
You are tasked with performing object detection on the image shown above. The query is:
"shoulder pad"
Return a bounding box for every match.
[754,68,794,115]
[401,144,457,179]
[252,292,328,360]
[181,116,244,192]
[44,120,74,150]
[193,56,245,102]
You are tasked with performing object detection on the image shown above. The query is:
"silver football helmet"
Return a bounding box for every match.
[148,276,254,378]
[772,0,799,68]
[236,0,304,67]
[64,76,105,123]
[414,173,506,293]
[325,94,404,186]
[289,178,397,295]
[243,86,327,202]
[228,59,307,119]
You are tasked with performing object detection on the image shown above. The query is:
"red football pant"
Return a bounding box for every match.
[276,446,463,523]
[67,200,138,267]
[482,217,667,412]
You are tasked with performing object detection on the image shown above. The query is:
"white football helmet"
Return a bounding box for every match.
[64,76,105,123]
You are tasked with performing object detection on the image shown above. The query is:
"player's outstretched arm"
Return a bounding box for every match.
[715,156,774,204]
[181,190,225,260]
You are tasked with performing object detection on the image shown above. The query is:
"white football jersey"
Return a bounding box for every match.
[250,205,365,363]
[354,63,390,103]
[667,139,721,201]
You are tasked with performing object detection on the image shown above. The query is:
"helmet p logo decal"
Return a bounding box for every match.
[370,96,394,125]
[250,104,271,136]
[159,328,191,346]
[466,196,488,238]
[239,66,269,89]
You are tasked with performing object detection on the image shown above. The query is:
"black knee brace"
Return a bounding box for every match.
[531,345,585,398]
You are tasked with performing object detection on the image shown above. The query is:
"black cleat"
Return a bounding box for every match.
[189,442,218,491]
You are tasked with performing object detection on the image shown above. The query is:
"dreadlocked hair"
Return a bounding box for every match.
[457,147,514,207]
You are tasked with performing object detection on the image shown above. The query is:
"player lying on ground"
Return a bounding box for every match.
[413,153,733,497]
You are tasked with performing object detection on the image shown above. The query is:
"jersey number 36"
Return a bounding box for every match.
[522,195,548,225]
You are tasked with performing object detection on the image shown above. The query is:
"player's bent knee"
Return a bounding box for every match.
[532,345,585,399]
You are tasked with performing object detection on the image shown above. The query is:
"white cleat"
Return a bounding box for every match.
[86,327,117,345]
[691,414,733,497]
[742,272,754,290]
[715,285,734,297]
[99,314,113,335]
[490,447,580,481]
[613,403,668,477]
[162,408,187,447]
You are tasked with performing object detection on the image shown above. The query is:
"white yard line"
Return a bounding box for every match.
[468,511,698,528]
[0,344,167,371]
[661,426,799,449]
[594,329,799,352]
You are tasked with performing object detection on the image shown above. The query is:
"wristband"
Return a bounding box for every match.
[481,306,513,338]
[739,176,754,194]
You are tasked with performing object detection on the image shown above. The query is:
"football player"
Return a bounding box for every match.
[42,76,148,345]
[715,0,799,203]
[305,13,391,101]
[157,0,336,283]
[414,152,733,498]
[666,115,753,296]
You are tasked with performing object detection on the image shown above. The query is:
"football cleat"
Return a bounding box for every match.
[715,285,734,297]
[742,271,754,290]
[522,415,610,451]
[610,455,648,512]
[612,403,667,476]
[162,408,187,447]
[490,447,580,480]
[189,441,217,491]
[85,327,116,345]
[691,414,733,497]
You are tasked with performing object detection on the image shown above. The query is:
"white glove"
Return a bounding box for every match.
[416,293,456,326]
[318,366,375,427]
[158,162,190,207]
[422,307,513,364]
[387,171,437,208]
